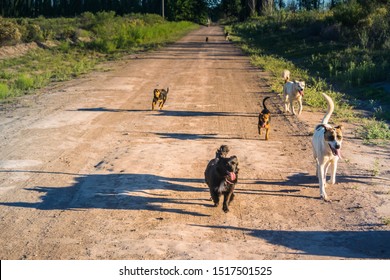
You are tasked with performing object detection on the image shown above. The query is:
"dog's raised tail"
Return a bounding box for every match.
[321,92,334,124]
[215,145,229,158]
[262,96,270,110]
[282,70,290,83]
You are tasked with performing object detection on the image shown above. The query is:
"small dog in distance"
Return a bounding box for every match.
[258,97,271,140]
[282,70,305,115]
[152,87,169,110]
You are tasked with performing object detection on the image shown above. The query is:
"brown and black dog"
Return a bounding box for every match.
[152,87,169,110]
[205,145,239,213]
[258,96,271,140]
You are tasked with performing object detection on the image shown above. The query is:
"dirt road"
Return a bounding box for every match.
[0,26,389,260]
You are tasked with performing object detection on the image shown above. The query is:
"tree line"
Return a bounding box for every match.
[1,0,389,21]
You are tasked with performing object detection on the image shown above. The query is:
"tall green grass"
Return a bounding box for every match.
[0,13,198,101]
[0,83,9,99]
[90,19,196,53]
[356,118,390,145]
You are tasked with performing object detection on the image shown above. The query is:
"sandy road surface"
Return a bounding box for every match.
[0,26,389,260]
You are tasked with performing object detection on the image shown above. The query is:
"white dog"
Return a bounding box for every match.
[312,92,343,201]
[282,70,305,115]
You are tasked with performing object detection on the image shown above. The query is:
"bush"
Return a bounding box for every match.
[0,19,22,46]
[14,74,34,91]
[356,118,390,143]
[333,1,366,27]
[365,7,389,48]
[25,24,44,42]
[0,83,9,99]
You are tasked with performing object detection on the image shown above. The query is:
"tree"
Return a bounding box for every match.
[259,0,274,14]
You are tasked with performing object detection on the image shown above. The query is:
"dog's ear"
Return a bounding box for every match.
[335,125,343,131]
[229,156,238,166]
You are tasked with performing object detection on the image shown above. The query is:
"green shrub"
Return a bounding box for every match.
[356,118,390,143]
[333,1,366,27]
[0,83,9,99]
[14,74,34,91]
[0,19,22,45]
[25,23,44,42]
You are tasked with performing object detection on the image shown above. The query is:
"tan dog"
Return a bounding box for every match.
[225,31,230,41]
[258,97,271,140]
[152,87,169,110]
[312,92,343,201]
[282,70,305,115]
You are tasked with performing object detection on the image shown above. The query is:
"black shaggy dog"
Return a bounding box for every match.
[205,145,239,213]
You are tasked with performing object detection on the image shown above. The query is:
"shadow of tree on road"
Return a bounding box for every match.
[190,224,390,259]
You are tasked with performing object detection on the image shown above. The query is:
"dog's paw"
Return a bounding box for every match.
[223,207,229,213]
[321,194,331,202]
[326,180,336,185]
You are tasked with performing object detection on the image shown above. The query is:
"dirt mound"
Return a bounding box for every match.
[0,42,38,59]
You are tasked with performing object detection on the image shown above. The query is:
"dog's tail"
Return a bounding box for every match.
[215,145,229,158]
[262,96,270,110]
[166,87,169,94]
[321,92,334,125]
[282,70,290,83]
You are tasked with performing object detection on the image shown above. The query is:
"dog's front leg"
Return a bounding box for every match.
[327,159,338,185]
[222,193,230,213]
[318,164,329,201]
[290,100,296,115]
[297,98,303,115]
[284,95,290,113]
[265,127,269,140]
[222,187,235,213]
[210,192,220,207]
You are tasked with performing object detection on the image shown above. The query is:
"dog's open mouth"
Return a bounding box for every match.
[329,144,342,158]
[298,90,304,96]
[225,172,236,184]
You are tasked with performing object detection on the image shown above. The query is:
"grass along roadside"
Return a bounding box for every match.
[238,39,390,144]
[226,10,390,144]
[0,46,100,100]
[0,13,199,102]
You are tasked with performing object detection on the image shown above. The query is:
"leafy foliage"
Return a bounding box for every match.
[1,0,210,24]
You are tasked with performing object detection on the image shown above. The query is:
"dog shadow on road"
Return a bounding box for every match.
[236,172,377,200]
[71,108,257,119]
[0,171,211,217]
[154,110,256,118]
